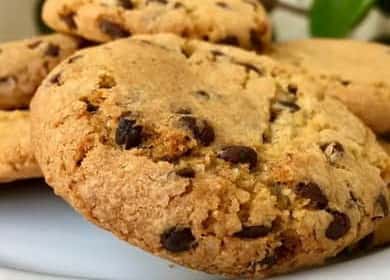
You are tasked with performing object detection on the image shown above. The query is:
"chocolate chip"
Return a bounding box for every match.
[295,182,328,210]
[85,101,99,113]
[374,194,389,220]
[49,72,62,86]
[218,146,258,169]
[27,40,42,49]
[45,43,60,57]
[326,211,351,240]
[321,142,344,163]
[216,2,230,9]
[234,225,272,239]
[179,116,215,146]
[161,227,196,252]
[115,118,143,149]
[98,18,131,39]
[98,74,116,89]
[68,55,83,64]
[341,80,351,86]
[217,36,240,47]
[60,11,77,29]
[287,84,298,94]
[118,0,134,9]
[176,167,196,178]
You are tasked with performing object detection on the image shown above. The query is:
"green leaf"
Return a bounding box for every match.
[310,0,376,38]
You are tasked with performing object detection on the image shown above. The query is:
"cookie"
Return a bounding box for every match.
[0,110,41,183]
[269,39,390,135]
[369,140,390,247]
[42,0,271,51]
[31,34,390,278]
[0,33,82,109]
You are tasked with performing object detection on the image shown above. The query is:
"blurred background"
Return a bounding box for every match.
[0,0,389,43]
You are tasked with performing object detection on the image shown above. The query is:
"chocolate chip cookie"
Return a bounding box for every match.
[0,110,41,183]
[0,33,82,109]
[31,34,390,278]
[269,39,390,135]
[42,0,271,51]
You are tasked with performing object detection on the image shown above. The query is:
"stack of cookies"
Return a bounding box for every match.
[1,0,389,278]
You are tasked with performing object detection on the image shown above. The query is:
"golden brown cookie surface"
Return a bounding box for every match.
[42,0,271,51]
[31,34,390,278]
[0,110,41,183]
[270,39,390,135]
[0,34,81,109]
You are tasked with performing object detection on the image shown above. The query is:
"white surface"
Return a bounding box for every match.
[0,180,390,280]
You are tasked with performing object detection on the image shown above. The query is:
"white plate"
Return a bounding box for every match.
[0,180,389,280]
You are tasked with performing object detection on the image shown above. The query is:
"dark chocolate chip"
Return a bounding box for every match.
[217,36,240,47]
[295,182,328,210]
[85,101,99,113]
[179,116,215,146]
[218,146,258,169]
[287,84,298,94]
[27,40,42,49]
[216,2,230,9]
[60,11,77,30]
[161,227,196,252]
[68,55,83,64]
[98,18,131,39]
[340,80,351,86]
[326,211,351,240]
[234,225,272,239]
[118,0,134,9]
[45,43,60,57]
[176,167,196,178]
[321,142,344,163]
[115,118,143,149]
